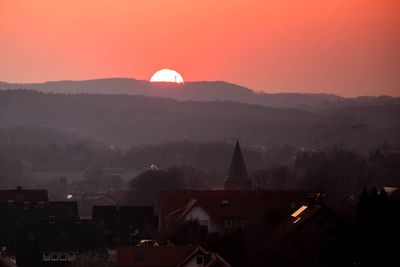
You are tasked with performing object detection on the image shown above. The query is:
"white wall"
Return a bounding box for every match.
[181,253,205,267]
[185,206,211,230]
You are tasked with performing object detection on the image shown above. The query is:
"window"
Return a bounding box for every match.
[196,255,204,264]
[221,199,230,205]
[198,220,209,227]
[59,232,66,239]
[135,252,144,260]
[291,206,308,217]
[35,201,46,209]
[225,219,233,228]
[43,252,50,261]
[28,232,36,241]
[59,253,67,261]
[68,252,75,261]
[51,253,59,261]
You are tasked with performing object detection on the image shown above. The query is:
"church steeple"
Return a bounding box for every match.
[223,140,252,190]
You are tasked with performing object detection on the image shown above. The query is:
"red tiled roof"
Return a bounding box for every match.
[159,190,309,231]
[77,190,131,216]
[205,253,232,267]
[273,204,345,240]
[117,245,197,267]
[117,245,231,267]
[176,246,209,267]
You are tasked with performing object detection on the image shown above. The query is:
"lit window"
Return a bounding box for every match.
[59,253,67,261]
[51,253,59,261]
[291,206,308,217]
[43,252,50,261]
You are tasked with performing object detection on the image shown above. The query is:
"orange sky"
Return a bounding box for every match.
[0,0,399,96]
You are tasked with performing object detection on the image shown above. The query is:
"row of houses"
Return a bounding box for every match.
[0,141,351,266]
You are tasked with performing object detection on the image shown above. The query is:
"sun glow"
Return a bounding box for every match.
[150,69,184,84]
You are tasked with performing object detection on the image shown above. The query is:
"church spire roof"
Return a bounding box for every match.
[224,140,252,190]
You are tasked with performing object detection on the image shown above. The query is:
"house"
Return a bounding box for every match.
[0,186,48,203]
[76,189,131,217]
[15,218,105,267]
[265,201,349,267]
[0,200,79,255]
[117,245,231,267]
[92,205,154,244]
[0,187,79,255]
[159,141,308,233]
[159,189,309,233]
[0,186,106,266]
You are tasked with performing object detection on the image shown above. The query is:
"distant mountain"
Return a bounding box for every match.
[0,126,99,146]
[1,78,399,111]
[0,90,398,149]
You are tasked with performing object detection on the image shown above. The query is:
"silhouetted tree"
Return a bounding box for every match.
[72,250,110,267]
[355,187,400,266]
[168,220,208,246]
[125,169,185,207]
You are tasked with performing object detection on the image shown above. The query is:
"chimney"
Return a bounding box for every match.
[307,191,324,207]
[16,186,23,203]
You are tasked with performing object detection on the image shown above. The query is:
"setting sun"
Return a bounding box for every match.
[150,69,184,84]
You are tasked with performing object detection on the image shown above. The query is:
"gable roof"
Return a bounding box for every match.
[176,246,210,267]
[77,190,131,217]
[117,245,231,267]
[274,204,345,239]
[117,245,197,267]
[205,253,232,267]
[159,190,309,231]
[166,198,221,228]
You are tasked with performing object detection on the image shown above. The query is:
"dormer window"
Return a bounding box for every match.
[221,199,230,205]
